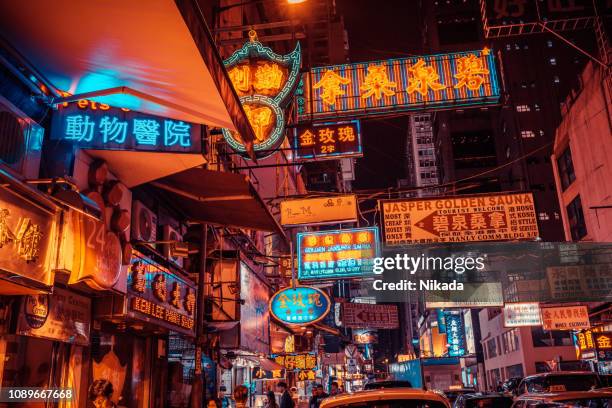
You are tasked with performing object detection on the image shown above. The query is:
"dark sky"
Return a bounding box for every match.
[336,0,423,190]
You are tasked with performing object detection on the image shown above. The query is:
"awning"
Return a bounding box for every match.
[0,0,256,159]
[151,167,287,239]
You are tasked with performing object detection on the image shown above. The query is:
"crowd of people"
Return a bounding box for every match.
[208,381,344,408]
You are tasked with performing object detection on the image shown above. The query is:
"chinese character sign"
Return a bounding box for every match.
[251,367,286,380]
[297,227,381,281]
[52,103,200,152]
[503,302,543,327]
[269,286,331,325]
[280,195,358,226]
[541,305,590,331]
[444,312,466,357]
[380,193,538,245]
[222,39,301,159]
[272,353,317,370]
[594,332,612,361]
[294,120,362,160]
[298,49,499,121]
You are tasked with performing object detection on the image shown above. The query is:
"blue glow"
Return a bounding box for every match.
[269,286,331,325]
[444,312,466,357]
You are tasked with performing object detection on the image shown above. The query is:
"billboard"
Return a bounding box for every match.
[504,302,543,327]
[379,192,539,245]
[341,303,399,329]
[294,120,362,160]
[541,305,590,330]
[280,195,358,226]
[297,49,499,121]
[445,312,466,357]
[297,227,380,281]
[269,286,331,325]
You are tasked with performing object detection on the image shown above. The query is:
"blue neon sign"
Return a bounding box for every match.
[51,103,201,153]
[269,286,331,325]
[444,312,466,357]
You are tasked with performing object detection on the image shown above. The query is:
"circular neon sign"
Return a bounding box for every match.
[269,286,331,326]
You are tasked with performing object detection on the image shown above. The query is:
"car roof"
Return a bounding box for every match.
[463,393,512,399]
[522,371,599,380]
[320,388,450,408]
[517,390,612,401]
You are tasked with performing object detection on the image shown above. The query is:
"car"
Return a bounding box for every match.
[512,390,612,407]
[364,380,414,390]
[320,388,451,408]
[514,371,603,396]
[442,388,476,404]
[453,393,513,408]
[600,374,612,388]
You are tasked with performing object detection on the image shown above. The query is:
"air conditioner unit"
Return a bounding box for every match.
[163,224,183,268]
[131,200,157,245]
[0,105,44,179]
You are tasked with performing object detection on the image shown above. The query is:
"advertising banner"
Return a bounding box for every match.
[594,332,612,361]
[297,227,380,281]
[294,120,362,160]
[541,305,590,331]
[341,303,399,329]
[280,195,358,226]
[17,287,90,346]
[379,193,539,245]
[445,312,466,357]
[504,302,543,327]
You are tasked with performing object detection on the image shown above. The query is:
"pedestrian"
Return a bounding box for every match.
[89,379,117,408]
[233,385,248,408]
[276,381,294,408]
[265,390,278,408]
[309,384,328,408]
[330,382,340,396]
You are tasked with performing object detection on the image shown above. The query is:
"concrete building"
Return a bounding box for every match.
[478,308,578,390]
[551,62,612,242]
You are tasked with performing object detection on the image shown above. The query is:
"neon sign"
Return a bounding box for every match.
[269,286,330,325]
[297,227,380,281]
[297,49,500,121]
[294,120,362,160]
[222,33,301,159]
[51,103,201,153]
[444,312,466,357]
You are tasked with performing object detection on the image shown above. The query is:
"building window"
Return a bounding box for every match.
[567,196,587,240]
[554,75,560,84]
[531,327,573,347]
[557,146,575,190]
[538,212,550,221]
[547,40,553,48]
[516,104,530,112]
[549,57,557,66]
[521,130,535,138]
[539,129,545,136]
[487,338,498,358]
[506,363,524,378]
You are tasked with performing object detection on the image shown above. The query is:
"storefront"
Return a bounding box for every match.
[93,249,197,407]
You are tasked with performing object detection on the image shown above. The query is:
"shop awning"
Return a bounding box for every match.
[150,168,287,238]
[0,0,256,159]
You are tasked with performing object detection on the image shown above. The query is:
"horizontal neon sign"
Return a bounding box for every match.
[297,227,381,281]
[297,48,499,120]
[294,120,362,160]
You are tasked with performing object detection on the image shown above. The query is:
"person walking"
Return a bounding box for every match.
[265,390,278,408]
[276,382,294,408]
[233,385,248,408]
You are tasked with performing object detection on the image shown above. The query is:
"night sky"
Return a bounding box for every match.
[336,0,423,190]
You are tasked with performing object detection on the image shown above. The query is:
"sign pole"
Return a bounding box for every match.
[290,239,296,289]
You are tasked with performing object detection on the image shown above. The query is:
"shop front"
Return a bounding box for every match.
[93,249,197,407]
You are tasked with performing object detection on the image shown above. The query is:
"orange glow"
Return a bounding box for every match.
[360,65,397,100]
[243,104,273,142]
[313,70,351,106]
[253,63,284,92]
[453,54,490,91]
[407,59,446,96]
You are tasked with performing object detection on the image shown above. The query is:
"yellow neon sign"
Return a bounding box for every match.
[360,65,397,100]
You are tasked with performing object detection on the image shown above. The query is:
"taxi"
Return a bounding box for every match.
[512,390,612,407]
[320,388,451,408]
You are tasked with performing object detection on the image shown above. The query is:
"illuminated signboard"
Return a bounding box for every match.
[297,227,381,281]
[444,312,466,357]
[222,33,301,159]
[280,194,358,226]
[541,305,590,331]
[127,251,197,336]
[51,103,201,152]
[269,286,330,325]
[294,120,362,160]
[353,329,379,344]
[503,302,543,327]
[594,332,612,361]
[297,49,499,121]
[341,303,399,329]
[252,367,285,380]
[379,192,539,245]
[272,353,317,370]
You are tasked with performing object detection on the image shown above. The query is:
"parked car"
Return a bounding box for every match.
[320,388,451,408]
[512,390,612,407]
[515,372,602,396]
[442,388,476,405]
[364,380,413,390]
[453,393,513,408]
